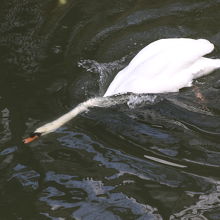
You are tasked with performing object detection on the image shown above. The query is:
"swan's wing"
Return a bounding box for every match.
[127,38,214,72]
[104,38,215,96]
[117,57,220,95]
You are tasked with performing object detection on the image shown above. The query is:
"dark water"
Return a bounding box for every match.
[1,0,220,219]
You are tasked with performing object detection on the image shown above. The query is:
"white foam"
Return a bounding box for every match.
[127,94,158,109]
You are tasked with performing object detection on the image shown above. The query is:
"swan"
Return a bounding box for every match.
[23,38,220,143]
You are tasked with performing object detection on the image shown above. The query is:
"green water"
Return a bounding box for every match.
[0,0,220,219]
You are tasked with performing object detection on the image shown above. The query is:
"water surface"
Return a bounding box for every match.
[0,0,220,219]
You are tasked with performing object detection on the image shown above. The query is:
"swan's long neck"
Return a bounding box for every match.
[51,98,104,129]
[35,96,123,135]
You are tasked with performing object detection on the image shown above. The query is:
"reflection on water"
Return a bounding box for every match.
[39,171,161,219]
[0,0,220,219]
[171,183,220,219]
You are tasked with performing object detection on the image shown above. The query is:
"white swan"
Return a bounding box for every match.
[23,38,220,143]
[104,38,220,96]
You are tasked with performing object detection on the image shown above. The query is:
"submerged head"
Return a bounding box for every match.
[23,122,57,144]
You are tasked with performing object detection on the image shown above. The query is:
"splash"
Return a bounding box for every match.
[127,94,158,109]
[78,57,129,95]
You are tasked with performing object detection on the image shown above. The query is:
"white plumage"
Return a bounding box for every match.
[104,38,220,96]
[23,38,220,143]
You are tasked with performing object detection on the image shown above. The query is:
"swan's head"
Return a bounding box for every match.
[23,122,57,144]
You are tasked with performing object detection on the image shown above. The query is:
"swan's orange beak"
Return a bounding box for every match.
[23,133,41,144]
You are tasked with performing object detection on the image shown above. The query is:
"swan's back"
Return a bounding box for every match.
[104,38,220,96]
